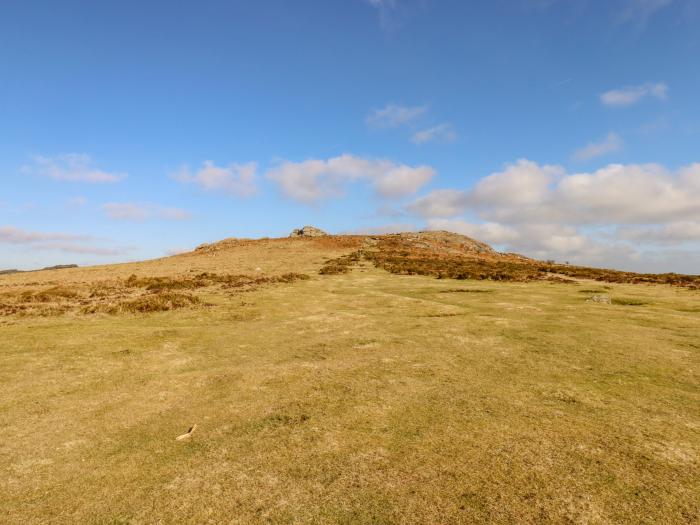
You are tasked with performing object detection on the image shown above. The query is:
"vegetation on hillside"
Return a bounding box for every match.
[317,233,700,289]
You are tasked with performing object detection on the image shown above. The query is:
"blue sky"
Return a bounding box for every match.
[1,0,699,272]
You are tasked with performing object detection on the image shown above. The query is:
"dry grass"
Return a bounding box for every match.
[1,233,699,524]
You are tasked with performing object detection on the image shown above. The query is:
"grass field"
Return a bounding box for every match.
[1,236,699,523]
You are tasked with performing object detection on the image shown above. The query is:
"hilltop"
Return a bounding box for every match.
[1,229,698,318]
[1,228,699,524]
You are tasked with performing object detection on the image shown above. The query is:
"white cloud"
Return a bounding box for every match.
[344,223,418,235]
[600,82,668,107]
[21,154,125,183]
[557,163,700,224]
[267,154,435,203]
[411,123,457,145]
[615,221,700,244]
[373,164,435,198]
[102,203,192,222]
[411,159,700,225]
[573,132,623,161]
[407,189,471,218]
[366,104,427,128]
[426,219,519,245]
[406,159,700,272]
[175,161,257,197]
[425,218,643,269]
[471,160,563,211]
[0,226,123,256]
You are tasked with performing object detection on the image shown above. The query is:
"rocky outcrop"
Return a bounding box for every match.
[289,226,328,238]
[587,294,611,304]
[385,230,497,256]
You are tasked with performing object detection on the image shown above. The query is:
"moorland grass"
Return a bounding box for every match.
[1,261,698,524]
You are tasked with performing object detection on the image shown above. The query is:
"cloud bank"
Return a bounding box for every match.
[406,159,700,272]
[267,154,435,203]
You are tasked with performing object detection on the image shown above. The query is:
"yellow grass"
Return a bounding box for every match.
[1,236,698,524]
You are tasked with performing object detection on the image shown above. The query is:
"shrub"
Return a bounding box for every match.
[319,252,362,275]
[102,292,201,314]
[19,286,80,303]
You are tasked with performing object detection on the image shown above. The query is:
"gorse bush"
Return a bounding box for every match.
[114,292,201,313]
[19,286,80,303]
[319,252,362,275]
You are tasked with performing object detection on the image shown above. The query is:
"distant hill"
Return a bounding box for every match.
[2,228,698,291]
[40,264,78,271]
[0,264,78,275]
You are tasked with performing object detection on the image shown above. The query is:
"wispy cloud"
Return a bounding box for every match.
[367,104,456,146]
[21,154,125,183]
[175,161,257,197]
[619,0,673,27]
[411,123,457,145]
[572,132,623,161]
[267,154,435,203]
[102,202,192,222]
[524,0,674,27]
[600,82,668,107]
[0,226,93,245]
[38,243,127,255]
[0,226,124,256]
[366,104,427,128]
[365,0,399,29]
[66,196,87,208]
[343,223,417,235]
[552,77,573,88]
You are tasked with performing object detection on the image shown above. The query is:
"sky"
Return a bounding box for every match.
[1,0,699,273]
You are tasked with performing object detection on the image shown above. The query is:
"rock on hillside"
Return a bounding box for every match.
[289,226,328,238]
[382,230,498,257]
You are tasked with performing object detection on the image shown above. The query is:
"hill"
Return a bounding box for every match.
[1,230,699,524]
